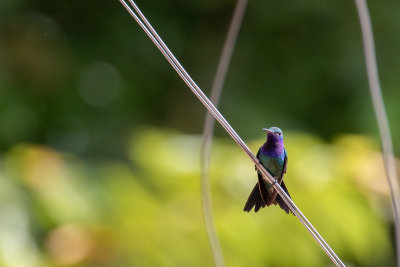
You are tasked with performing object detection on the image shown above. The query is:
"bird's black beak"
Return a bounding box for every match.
[262,128,273,134]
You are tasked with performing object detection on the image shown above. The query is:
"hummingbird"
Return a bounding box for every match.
[244,127,293,214]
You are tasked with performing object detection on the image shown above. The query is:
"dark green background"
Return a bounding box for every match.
[1,0,399,157]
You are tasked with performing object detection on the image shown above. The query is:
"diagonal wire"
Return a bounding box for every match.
[200,1,248,266]
[354,1,400,266]
[118,1,345,266]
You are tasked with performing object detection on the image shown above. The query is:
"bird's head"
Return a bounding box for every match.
[262,127,284,141]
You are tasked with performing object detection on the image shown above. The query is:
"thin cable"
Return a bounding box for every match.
[118,1,345,266]
[201,0,248,266]
[354,1,400,266]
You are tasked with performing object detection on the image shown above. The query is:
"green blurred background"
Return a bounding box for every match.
[0,0,399,266]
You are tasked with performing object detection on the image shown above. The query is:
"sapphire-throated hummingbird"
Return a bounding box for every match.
[244,127,293,214]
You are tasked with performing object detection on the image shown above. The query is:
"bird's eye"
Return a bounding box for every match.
[278,132,282,136]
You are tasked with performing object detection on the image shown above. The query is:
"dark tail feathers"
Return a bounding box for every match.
[243,183,266,212]
[243,174,293,215]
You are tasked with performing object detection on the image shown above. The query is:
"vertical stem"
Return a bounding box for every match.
[354,1,400,266]
[201,0,248,266]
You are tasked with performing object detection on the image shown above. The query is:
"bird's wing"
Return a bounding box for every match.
[254,147,270,205]
[276,149,288,183]
[254,147,261,170]
[282,148,288,175]
[256,147,261,159]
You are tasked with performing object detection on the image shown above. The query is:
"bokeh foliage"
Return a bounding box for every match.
[0,0,399,266]
[0,129,396,266]
[1,0,400,155]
